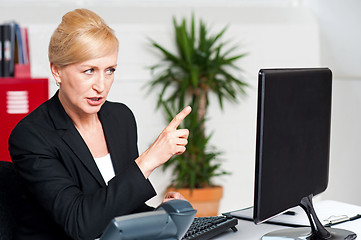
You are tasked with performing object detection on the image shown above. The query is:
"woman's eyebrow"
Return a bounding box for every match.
[80,64,118,68]
[79,64,97,69]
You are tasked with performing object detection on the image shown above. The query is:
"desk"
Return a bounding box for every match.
[212,200,361,239]
[99,200,361,239]
[212,219,361,239]
[212,220,288,239]
[212,219,286,240]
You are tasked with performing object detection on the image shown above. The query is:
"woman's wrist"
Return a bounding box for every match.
[135,150,154,179]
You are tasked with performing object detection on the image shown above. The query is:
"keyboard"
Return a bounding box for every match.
[182,215,238,240]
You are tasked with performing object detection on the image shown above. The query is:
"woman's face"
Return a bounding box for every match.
[52,50,118,118]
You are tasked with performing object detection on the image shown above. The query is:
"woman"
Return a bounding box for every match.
[9,8,191,240]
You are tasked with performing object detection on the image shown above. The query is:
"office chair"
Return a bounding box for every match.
[0,161,25,240]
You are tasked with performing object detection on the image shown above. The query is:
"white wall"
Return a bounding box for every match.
[302,0,361,206]
[328,79,361,205]
[1,0,360,213]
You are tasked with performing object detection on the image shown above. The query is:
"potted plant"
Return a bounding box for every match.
[148,14,247,216]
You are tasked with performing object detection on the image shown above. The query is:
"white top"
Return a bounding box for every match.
[94,153,115,185]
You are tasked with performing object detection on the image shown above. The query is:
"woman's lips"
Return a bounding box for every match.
[87,97,103,106]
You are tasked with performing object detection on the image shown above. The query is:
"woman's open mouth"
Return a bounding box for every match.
[87,97,103,106]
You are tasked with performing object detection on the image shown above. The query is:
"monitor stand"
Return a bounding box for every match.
[261,195,357,240]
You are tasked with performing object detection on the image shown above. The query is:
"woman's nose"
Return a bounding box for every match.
[92,73,105,92]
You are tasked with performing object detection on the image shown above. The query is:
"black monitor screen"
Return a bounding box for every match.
[253,68,332,224]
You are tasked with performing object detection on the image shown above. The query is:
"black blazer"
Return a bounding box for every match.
[8,92,156,240]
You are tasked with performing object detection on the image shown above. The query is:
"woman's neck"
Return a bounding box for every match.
[72,114,99,133]
[58,91,100,130]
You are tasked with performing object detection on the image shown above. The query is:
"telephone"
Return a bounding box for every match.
[100,199,197,240]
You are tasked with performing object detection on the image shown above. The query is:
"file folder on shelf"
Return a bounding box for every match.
[1,24,12,77]
[0,21,30,77]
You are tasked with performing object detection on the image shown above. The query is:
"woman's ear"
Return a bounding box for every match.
[50,63,62,85]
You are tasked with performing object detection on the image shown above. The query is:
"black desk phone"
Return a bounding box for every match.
[100,199,197,240]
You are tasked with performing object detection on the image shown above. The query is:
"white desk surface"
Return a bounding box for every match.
[212,220,289,239]
[212,200,361,239]
[212,218,361,240]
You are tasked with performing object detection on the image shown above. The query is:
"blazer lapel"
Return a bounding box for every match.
[61,128,106,186]
[98,103,135,176]
[48,92,105,186]
[98,108,122,175]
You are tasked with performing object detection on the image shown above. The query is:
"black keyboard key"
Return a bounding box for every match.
[182,216,238,240]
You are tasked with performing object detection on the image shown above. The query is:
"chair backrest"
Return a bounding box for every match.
[0,161,25,240]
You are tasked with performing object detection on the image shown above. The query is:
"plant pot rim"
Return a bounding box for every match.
[168,185,222,190]
[167,185,223,202]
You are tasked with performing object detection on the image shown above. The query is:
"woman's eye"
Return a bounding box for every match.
[106,68,116,75]
[84,69,94,74]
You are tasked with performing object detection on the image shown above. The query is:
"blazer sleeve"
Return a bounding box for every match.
[9,103,157,240]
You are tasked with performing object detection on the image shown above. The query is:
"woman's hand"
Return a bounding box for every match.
[162,191,186,203]
[136,106,192,178]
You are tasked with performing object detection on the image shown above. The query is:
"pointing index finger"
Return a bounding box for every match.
[166,106,192,131]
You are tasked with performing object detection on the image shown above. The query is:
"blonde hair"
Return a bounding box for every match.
[49,8,119,67]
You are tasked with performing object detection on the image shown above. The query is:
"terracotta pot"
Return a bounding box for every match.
[167,186,223,217]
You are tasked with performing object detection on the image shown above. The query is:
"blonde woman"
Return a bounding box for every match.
[9,9,190,240]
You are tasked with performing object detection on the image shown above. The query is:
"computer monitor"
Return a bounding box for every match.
[253,68,356,239]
